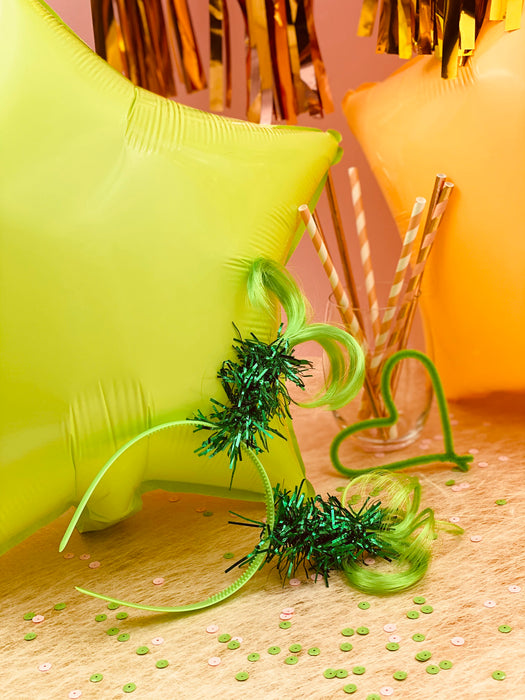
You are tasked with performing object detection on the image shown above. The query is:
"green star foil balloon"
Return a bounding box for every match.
[0,0,345,554]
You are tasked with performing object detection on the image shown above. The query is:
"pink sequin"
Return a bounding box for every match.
[208,657,221,667]
[508,585,521,593]
[79,554,90,561]
[449,516,461,523]
[289,578,301,586]
[364,557,376,566]
[280,613,293,620]
[468,448,479,455]
[63,553,75,560]
[152,577,165,585]
[281,607,295,615]
[38,663,52,672]
[88,561,101,569]
[32,615,44,624]
[451,636,465,646]
[383,624,397,633]
[206,625,219,634]
[68,692,82,699]
[232,636,243,643]
[470,535,483,542]
[389,634,401,643]
[484,600,496,608]
[498,456,509,462]
[152,637,164,645]
[477,462,489,467]
[380,687,394,696]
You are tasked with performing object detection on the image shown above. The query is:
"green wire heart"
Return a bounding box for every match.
[330,349,473,477]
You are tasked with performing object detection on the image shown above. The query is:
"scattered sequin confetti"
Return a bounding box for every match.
[152,577,165,585]
[451,637,465,646]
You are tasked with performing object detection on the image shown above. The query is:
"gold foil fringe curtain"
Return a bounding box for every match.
[89,1,522,121]
[358,0,523,78]
[90,0,333,124]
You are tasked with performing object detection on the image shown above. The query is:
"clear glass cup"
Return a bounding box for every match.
[325,293,434,453]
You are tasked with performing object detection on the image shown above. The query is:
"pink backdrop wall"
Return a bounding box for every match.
[48,0,404,328]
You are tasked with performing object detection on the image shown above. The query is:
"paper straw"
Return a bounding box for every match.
[369,196,426,373]
[324,172,366,334]
[300,203,386,423]
[349,167,381,341]
[388,181,454,355]
[299,204,367,350]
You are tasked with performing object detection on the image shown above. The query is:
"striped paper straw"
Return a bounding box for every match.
[349,167,381,341]
[299,204,367,351]
[388,181,454,354]
[369,196,426,373]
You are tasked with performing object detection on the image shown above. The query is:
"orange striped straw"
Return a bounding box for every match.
[369,196,426,374]
[299,204,367,351]
[388,181,454,354]
[348,167,380,341]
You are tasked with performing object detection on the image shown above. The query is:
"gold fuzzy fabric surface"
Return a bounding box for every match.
[1,364,524,699]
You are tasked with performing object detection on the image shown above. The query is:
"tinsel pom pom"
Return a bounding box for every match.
[192,325,312,477]
[228,472,463,593]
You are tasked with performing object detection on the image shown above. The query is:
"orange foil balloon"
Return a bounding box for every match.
[343,13,525,399]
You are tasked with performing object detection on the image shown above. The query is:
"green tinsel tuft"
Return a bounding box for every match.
[227,482,395,586]
[192,325,312,475]
[227,473,464,593]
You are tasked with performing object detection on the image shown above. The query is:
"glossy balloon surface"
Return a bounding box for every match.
[0,0,340,554]
[344,13,525,399]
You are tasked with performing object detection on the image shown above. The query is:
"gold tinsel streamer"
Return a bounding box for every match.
[359,0,522,79]
[90,0,206,98]
[89,0,332,123]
